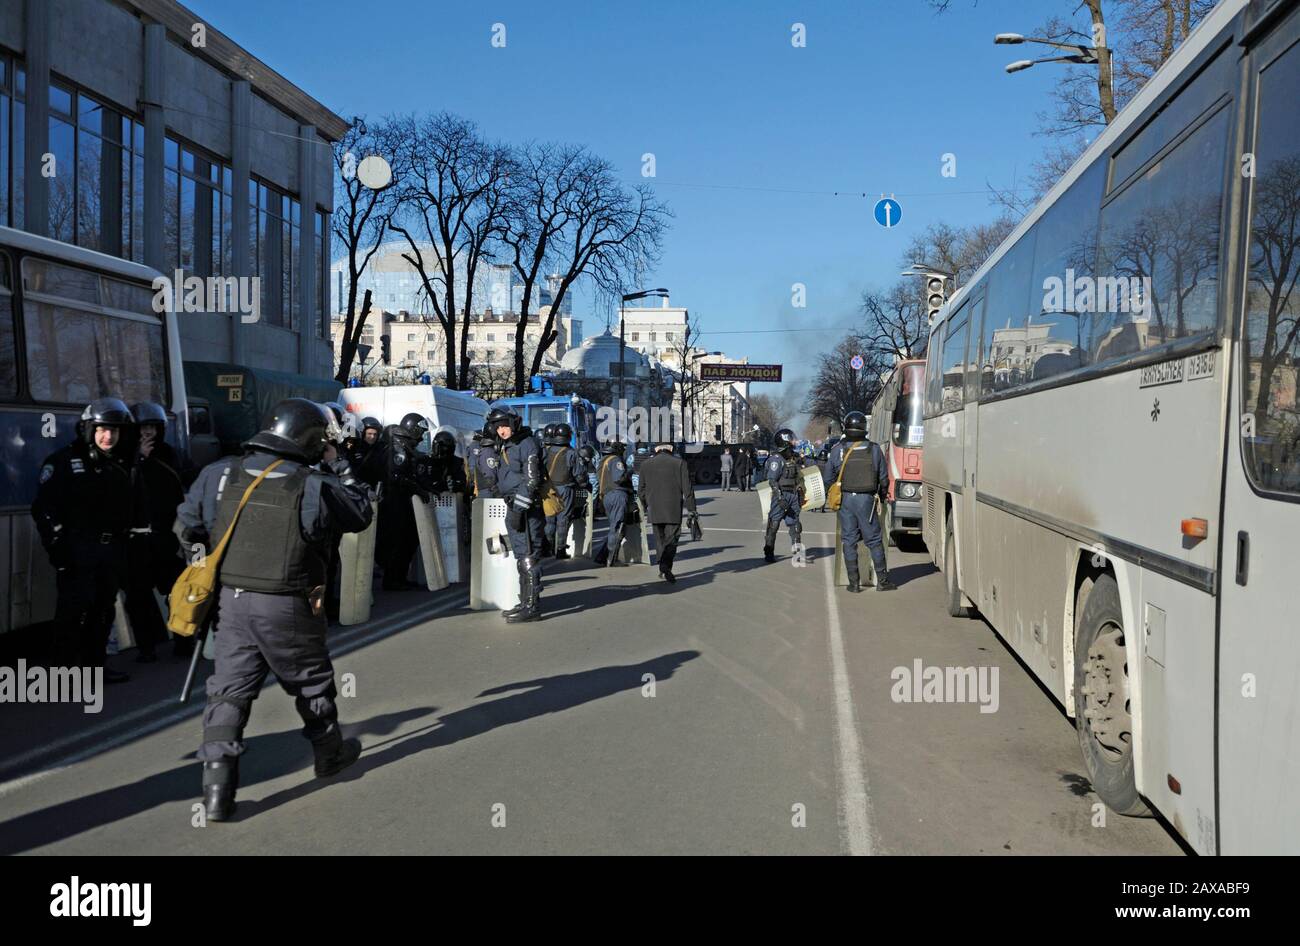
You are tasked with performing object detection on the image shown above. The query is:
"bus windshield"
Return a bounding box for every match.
[891,363,925,447]
[529,404,569,430]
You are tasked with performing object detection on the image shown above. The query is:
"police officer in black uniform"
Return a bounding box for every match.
[826,410,896,592]
[468,423,497,499]
[177,398,372,821]
[377,412,432,591]
[32,398,143,682]
[122,401,187,662]
[489,406,545,623]
[427,428,468,497]
[347,416,387,490]
[592,439,633,567]
[763,428,805,564]
[542,422,579,560]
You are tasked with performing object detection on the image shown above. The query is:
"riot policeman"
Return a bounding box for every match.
[377,412,432,591]
[827,410,895,591]
[122,401,187,661]
[427,428,468,497]
[468,423,497,499]
[591,439,633,567]
[176,398,372,821]
[347,416,387,489]
[763,428,804,563]
[489,406,545,623]
[541,422,580,560]
[32,398,143,682]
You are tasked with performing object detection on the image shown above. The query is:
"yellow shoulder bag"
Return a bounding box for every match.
[824,442,861,513]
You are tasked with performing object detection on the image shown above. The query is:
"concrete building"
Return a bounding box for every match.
[617,298,688,359]
[0,0,344,378]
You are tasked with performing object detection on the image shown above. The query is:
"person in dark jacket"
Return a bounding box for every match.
[32,398,145,682]
[826,410,895,591]
[489,407,545,623]
[376,413,432,591]
[637,443,698,584]
[542,422,579,560]
[177,398,373,821]
[734,447,753,492]
[347,416,387,489]
[121,402,187,661]
[591,440,633,567]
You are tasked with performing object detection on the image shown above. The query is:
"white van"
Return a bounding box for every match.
[338,385,489,457]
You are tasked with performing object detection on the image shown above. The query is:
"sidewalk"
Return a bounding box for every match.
[0,582,467,785]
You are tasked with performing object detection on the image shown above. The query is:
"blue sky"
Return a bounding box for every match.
[188,0,1069,419]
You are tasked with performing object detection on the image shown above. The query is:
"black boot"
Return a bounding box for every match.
[202,759,238,822]
[763,523,779,563]
[592,548,608,566]
[554,548,570,561]
[846,562,862,593]
[876,570,898,592]
[507,567,541,624]
[313,731,362,777]
[607,547,626,567]
[502,562,527,617]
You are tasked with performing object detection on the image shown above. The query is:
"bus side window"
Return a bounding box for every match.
[982,229,1037,395]
[926,322,945,416]
[940,313,968,413]
[0,252,15,397]
[1241,36,1300,497]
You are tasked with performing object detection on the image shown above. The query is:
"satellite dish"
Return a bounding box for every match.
[357,155,393,190]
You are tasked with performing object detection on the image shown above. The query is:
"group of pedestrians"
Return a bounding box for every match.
[719,446,755,492]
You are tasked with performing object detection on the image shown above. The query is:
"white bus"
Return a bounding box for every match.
[921,0,1300,855]
[0,225,187,637]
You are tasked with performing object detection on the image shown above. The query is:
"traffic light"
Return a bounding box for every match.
[926,275,947,324]
[381,335,391,365]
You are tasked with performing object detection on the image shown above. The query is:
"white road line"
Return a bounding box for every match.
[706,527,834,536]
[0,594,466,799]
[823,551,878,855]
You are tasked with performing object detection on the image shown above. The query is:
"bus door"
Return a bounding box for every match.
[1219,3,1300,854]
[961,294,985,591]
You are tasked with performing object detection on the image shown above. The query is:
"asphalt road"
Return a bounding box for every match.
[0,487,1184,855]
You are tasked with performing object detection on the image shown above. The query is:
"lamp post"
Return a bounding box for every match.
[685,349,722,442]
[620,288,669,404]
[995,29,1115,123]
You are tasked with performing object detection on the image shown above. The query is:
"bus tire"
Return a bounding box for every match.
[1072,574,1150,817]
[943,520,969,618]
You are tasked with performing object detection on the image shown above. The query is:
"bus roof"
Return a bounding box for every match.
[0,224,164,285]
[933,0,1246,327]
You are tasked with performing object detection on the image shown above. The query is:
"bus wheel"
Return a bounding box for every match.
[943,520,969,618]
[1073,574,1150,817]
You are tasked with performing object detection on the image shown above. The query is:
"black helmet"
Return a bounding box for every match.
[541,423,557,445]
[842,410,868,441]
[244,398,332,464]
[578,445,595,460]
[774,428,798,454]
[553,422,573,447]
[394,412,430,443]
[486,406,521,434]
[479,421,498,444]
[600,440,623,456]
[130,401,167,429]
[432,429,457,459]
[79,397,135,445]
[361,415,383,434]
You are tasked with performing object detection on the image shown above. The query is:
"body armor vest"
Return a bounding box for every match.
[547,446,574,485]
[838,441,878,494]
[777,456,800,490]
[211,460,322,594]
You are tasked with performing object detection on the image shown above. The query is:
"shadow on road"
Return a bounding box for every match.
[0,707,432,855]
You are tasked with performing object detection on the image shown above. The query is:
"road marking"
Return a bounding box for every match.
[823,551,879,855]
[0,593,467,798]
[706,527,834,536]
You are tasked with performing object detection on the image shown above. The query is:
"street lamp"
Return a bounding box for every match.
[620,288,669,403]
[685,349,722,441]
[995,30,1113,121]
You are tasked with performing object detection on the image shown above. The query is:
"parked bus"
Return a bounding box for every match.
[869,358,927,547]
[0,225,187,637]
[920,0,1300,855]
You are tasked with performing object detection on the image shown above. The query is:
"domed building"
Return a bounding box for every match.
[554,329,674,410]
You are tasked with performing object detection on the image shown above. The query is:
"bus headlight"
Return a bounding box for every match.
[899,482,919,499]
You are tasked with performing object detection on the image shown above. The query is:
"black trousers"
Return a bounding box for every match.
[652,522,682,573]
[122,533,184,654]
[198,587,340,762]
[53,536,127,667]
[377,490,419,580]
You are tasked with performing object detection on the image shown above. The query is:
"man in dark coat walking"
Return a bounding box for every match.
[637,443,698,584]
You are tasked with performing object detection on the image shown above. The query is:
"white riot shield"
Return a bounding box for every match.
[565,491,588,558]
[800,465,826,511]
[434,493,466,583]
[338,499,379,625]
[580,491,595,558]
[470,497,520,611]
[756,480,773,521]
[412,495,449,591]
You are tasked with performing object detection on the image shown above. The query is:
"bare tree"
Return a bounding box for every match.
[664,315,708,440]
[802,334,884,424]
[387,113,510,389]
[503,143,670,395]
[748,391,799,436]
[332,118,398,384]
[861,283,929,364]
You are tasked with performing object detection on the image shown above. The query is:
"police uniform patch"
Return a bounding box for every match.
[487,457,498,468]
[39,463,54,484]
[768,459,781,472]
[69,458,85,473]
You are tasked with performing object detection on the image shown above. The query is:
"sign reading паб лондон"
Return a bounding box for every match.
[699,364,782,383]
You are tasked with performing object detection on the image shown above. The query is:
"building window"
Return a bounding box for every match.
[665,332,674,341]
[0,58,23,229]
[486,332,495,341]
[249,179,301,329]
[507,332,514,341]
[407,333,416,341]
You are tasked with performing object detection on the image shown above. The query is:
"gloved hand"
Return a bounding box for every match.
[416,489,432,504]
[46,536,73,570]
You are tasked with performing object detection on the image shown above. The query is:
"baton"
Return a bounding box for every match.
[178,617,211,704]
